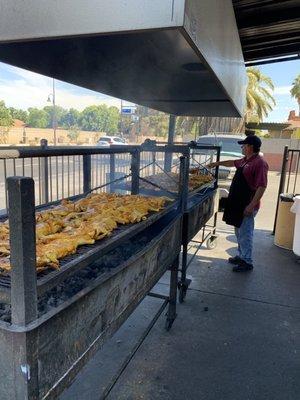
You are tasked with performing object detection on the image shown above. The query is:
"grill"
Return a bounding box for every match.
[0,145,187,400]
[0,142,220,399]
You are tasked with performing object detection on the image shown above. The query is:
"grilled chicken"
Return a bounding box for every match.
[0,193,167,273]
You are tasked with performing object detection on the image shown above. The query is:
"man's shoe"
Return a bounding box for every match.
[232,261,253,272]
[228,256,242,265]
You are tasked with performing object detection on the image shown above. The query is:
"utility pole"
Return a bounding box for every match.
[47,78,57,145]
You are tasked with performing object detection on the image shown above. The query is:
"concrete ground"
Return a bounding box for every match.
[61,171,300,400]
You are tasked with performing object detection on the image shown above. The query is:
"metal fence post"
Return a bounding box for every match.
[131,149,140,195]
[273,145,289,235]
[151,151,156,175]
[40,139,49,204]
[83,154,92,193]
[215,146,221,189]
[7,176,37,326]
[178,156,189,213]
[109,154,116,193]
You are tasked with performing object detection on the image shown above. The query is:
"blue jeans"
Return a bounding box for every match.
[234,212,257,265]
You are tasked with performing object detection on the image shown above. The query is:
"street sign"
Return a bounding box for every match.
[122,107,135,115]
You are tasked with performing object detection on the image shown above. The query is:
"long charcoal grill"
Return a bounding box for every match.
[0,145,187,400]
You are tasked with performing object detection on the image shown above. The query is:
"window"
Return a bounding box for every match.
[99,137,111,143]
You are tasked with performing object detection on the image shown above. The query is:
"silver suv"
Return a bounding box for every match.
[196,134,244,180]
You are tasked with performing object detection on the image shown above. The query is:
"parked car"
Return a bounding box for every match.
[96,140,110,147]
[196,134,244,180]
[98,136,128,145]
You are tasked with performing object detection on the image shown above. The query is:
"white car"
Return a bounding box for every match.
[96,140,110,147]
[98,136,128,146]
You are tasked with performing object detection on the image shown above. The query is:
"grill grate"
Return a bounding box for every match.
[0,203,176,291]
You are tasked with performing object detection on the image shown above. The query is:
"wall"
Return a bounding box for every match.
[2,127,104,145]
[261,138,300,171]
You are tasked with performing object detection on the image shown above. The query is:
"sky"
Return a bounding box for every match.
[0,59,299,122]
[259,59,299,122]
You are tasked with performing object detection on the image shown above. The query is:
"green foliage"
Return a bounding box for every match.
[80,104,119,133]
[0,101,13,144]
[67,128,80,142]
[27,108,48,128]
[60,108,80,129]
[0,101,13,127]
[43,105,68,128]
[290,74,300,116]
[133,106,169,137]
[8,107,28,123]
[246,67,275,123]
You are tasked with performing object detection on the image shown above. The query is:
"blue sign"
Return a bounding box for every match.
[122,107,135,115]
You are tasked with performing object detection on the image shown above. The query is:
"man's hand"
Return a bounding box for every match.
[244,187,266,217]
[207,162,217,169]
[244,204,255,216]
[207,159,236,169]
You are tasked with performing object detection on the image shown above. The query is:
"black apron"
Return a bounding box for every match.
[223,160,255,228]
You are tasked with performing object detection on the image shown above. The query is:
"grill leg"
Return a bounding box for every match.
[212,211,218,236]
[178,242,191,303]
[165,255,179,331]
[7,177,39,400]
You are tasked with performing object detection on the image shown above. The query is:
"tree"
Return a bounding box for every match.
[0,101,13,144]
[245,67,275,123]
[27,108,48,128]
[106,106,119,134]
[80,105,104,131]
[67,128,80,143]
[60,108,81,129]
[290,74,300,116]
[43,105,67,128]
[80,104,120,133]
[8,107,28,123]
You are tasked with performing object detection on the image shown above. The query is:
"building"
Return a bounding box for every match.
[282,110,300,139]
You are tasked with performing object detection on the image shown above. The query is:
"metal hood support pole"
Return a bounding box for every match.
[164,115,176,172]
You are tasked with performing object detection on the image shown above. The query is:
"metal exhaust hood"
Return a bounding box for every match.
[0,0,246,117]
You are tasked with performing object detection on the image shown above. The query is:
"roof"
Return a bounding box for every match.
[246,122,291,130]
[233,0,300,63]
[198,134,244,140]
[284,120,300,129]
[13,119,26,127]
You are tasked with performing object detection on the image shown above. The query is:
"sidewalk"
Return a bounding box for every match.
[61,172,300,400]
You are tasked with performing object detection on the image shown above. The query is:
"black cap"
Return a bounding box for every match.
[238,135,262,148]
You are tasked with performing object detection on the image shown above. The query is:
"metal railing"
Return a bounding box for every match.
[0,140,220,213]
[0,142,140,212]
[0,141,186,212]
[273,145,300,234]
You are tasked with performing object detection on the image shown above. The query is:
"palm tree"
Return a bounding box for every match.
[290,74,300,116]
[245,67,275,123]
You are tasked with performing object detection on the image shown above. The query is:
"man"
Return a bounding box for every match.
[209,135,268,272]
